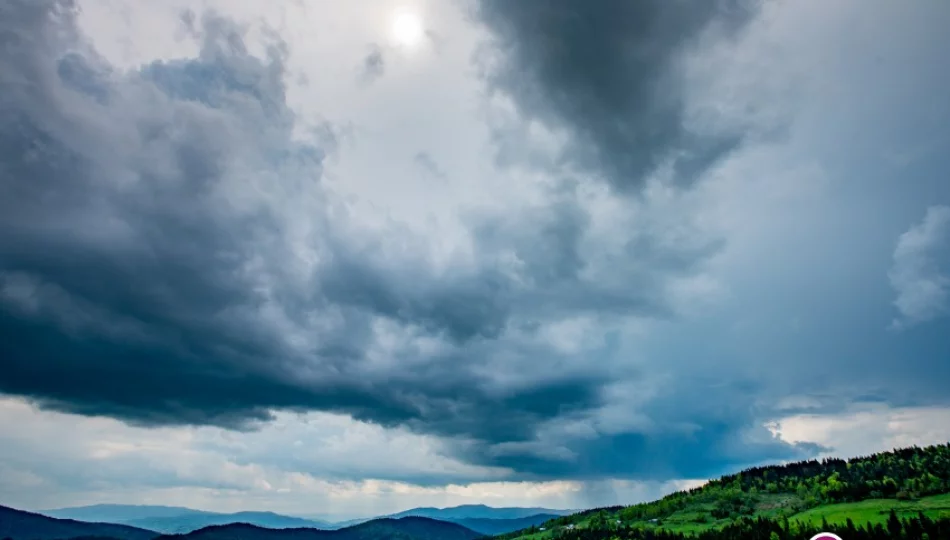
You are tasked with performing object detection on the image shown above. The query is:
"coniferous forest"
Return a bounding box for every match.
[554,511,950,540]
[501,444,950,540]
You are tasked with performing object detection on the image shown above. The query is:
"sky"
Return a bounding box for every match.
[0,0,949,521]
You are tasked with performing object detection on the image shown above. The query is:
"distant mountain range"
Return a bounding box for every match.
[0,505,158,540]
[379,506,568,535]
[41,506,330,534]
[42,505,213,522]
[0,506,482,540]
[123,512,329,535]
[38,503,572,535]
[161,518,482,540]
[327,504,573,531]
[387,505,571,521]
[446,515,561,535]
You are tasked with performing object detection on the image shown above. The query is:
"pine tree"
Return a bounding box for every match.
[886,510,903,538]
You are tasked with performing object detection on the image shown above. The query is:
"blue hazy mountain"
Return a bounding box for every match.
[156,517,482,540]
[0,506,481,540]
[0,504,159,540]
[41,505,329,534]
[122,513,330,534]
[43,505,215,522]
[38,503,571,535]
[386,504,573,520]
[314,505,573,534]
[449,514,561,535]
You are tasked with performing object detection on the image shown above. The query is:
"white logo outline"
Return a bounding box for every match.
[809,534,843,540]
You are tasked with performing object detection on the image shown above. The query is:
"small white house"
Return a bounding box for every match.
[539,527,546,531]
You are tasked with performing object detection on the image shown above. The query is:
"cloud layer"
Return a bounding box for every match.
[0,0,949,511]
[3,397,948,516]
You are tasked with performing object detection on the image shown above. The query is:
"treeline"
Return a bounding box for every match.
[497,444,950,539]
[617,443,950,521]
[542,507,625,529]
[710,443,950,503]
[553,511,950,540]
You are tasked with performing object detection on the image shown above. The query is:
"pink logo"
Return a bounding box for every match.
[809,534,842,540]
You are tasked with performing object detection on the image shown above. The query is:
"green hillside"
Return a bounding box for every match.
[499,443,950,539]
[790,493,950,527]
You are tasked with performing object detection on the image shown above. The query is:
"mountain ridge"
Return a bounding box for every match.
[0,505,484,540]
[43,505,215,521]
[39,506,330,534]
[40,503,571,532]
[154,516,482,540]
[449,515,561,535]
[0,505,159,540]
[386,505,573,521]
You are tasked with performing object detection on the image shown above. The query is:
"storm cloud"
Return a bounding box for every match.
[0,0,773,477]
[475,0,757,191]
[1,0,949,496]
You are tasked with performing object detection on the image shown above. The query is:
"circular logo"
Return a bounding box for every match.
[810,534,843,540]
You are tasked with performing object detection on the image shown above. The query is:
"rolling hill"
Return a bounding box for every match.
[156,517,482,540]
[35,503,567,535]
[301,506,573,532]
[39,506,329,534]
[122,513,328,534]
[449,515,560,535]
[0,507,482,540]
[42,506,213,523]
[387,506,571,521]
[0,505,159,540]
[498,442,950,539]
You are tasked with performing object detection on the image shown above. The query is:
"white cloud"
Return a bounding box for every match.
[770,404,950,460]
[890,205,950,328]
[0,398,509,509]
[0,398,700,518]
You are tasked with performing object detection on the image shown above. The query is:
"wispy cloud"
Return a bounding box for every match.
[414,151,447,180]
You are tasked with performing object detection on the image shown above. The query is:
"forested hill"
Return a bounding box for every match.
[710,443,950,502]
[501,443,950,538]
[0,505,158,540]
[553,511,950,540]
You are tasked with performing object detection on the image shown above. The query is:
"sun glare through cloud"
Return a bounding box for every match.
[391,9,424,47]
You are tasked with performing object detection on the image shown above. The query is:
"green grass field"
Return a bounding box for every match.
[609,493,807,535]
[789,493,950,527]
[498,445,950,540]
[506,494,950,539]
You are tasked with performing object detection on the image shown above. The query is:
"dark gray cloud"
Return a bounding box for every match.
[475,0,756,191]
[0,0,408,428]
[0,0,713,451]
[7,0,942,491]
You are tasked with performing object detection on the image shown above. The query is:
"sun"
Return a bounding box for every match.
[391,11,424,47]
